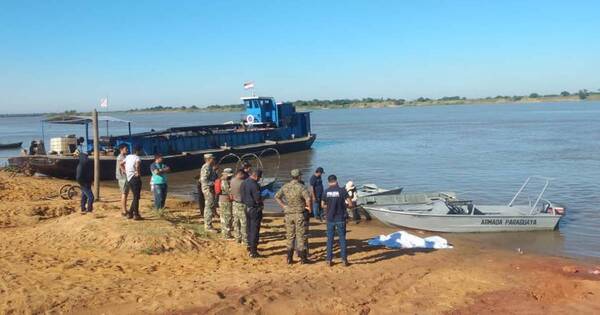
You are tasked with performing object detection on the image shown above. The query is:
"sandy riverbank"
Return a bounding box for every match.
[1,172,599,314]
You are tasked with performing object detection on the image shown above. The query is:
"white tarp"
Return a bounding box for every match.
[368,231,453,249]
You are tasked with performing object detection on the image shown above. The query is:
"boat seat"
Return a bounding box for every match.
[403,194,432,204]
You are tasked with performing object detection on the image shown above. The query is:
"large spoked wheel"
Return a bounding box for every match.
[59,184,73,200]
[258,148,280,184]
[19,161,34,177]
[237,153,263,171]
[67,185,81,200]
[217,153,241,167]
[59,184,81,200]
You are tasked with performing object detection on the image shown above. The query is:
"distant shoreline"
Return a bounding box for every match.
[0,113,46,118]
[2,92,599,117]
[115,93,600,114]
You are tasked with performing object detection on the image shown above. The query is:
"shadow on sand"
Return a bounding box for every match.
[257,220,437,263]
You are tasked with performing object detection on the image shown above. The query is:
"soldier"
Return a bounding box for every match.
[297,178,311,256]
[219,168,234,239]
[275,169,312,264]
[230,169,248,245]
[199,153,217,232]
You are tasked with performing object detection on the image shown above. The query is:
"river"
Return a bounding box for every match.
[1,101,599,259]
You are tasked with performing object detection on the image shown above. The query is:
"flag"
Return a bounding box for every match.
[100,97,108,108]
[243,82,255,90]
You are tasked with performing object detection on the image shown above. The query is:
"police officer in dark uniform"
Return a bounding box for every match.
[241,169,263,258]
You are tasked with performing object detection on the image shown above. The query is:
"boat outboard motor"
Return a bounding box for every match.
[29,140,46,155]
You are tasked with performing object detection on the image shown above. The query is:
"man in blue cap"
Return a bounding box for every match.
[322,174,352,267]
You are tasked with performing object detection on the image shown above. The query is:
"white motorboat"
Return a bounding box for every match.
[360,177,565,232]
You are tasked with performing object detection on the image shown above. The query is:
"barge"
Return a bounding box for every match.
[8,96,316,180]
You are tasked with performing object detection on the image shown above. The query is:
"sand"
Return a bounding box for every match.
[0,171,599,314]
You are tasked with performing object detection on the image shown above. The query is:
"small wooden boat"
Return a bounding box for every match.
[0,142,22,149]
[360,177,564,233]
[356,183,404,197]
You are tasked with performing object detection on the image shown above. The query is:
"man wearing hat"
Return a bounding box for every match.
[199,153,217,232]
[275,169,312,264]
[309,167,325,222]
[345,180,371,223]
[345,181,360,224]
[219,168,235,239]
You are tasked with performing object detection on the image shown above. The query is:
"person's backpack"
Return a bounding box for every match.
[214,178,222,195]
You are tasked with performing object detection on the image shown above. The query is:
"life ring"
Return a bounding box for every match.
[246,114,255,124]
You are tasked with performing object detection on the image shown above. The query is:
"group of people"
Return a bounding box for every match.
[197,153,265,257]
[76,144,171,220]
[196,153,358,265]
[276,168,354,266]
[76,149,359,266]
[115,144,170,220]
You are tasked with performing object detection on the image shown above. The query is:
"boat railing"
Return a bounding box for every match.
[508,176,553,215]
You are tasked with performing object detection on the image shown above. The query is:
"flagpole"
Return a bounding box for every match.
[105,96,109,137]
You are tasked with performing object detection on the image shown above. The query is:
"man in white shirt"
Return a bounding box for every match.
[124,146,143,220]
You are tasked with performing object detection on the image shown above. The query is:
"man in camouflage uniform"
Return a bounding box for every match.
[219,168,234,239]
[275,169,312,264]
[199,153,217,232]
[230,169,248,245]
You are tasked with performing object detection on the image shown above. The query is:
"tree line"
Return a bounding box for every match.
[52,88,600,115]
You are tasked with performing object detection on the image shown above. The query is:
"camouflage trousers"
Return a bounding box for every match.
[232,201,248,245]
[303,210,310,254]
[285,212,306,252]
[219,200,233,238]
[202,188,215,229]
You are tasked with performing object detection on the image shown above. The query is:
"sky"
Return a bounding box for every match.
[1,0,599,113]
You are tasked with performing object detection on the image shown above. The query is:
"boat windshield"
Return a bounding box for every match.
[244,98,274,109]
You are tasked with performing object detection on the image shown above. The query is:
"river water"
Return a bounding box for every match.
[1,102,599,259]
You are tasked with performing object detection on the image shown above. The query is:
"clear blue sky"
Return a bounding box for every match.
[1,0,599,113]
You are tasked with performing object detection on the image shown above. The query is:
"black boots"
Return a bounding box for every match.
[249,246,260,258]
[132,209,143,220]
[299,250,310,264]
[286,250,309,265]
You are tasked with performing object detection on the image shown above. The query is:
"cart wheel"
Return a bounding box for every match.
[67,186,81,200]
[59,184,73,200]
[21,161,34,176]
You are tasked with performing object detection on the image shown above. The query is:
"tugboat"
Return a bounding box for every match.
[8,96,316,180]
